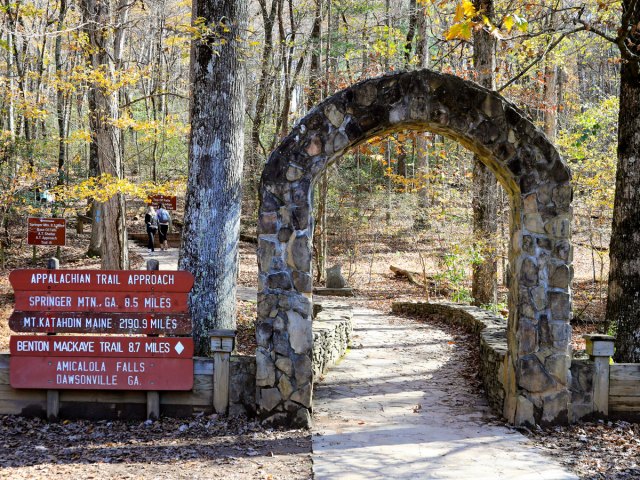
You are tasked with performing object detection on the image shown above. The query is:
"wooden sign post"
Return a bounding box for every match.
[8,264,195,420]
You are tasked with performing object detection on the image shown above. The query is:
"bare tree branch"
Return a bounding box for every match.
[498,26,585,92]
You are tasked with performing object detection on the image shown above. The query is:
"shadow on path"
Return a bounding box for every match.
[312,308,577,480]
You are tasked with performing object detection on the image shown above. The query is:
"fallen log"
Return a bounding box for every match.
[390,265,424,287]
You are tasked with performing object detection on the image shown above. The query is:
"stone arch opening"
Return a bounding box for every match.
[256,69,573,428]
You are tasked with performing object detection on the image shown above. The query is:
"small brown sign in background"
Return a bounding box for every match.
[148,195,177,210]
[27,218,66,246]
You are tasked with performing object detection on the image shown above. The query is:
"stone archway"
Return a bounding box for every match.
[256,69,573,428]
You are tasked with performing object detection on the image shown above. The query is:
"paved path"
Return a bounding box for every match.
[133,244,257,302]
[312,308,577,480]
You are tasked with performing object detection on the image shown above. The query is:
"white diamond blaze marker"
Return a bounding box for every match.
[175,341,184,355]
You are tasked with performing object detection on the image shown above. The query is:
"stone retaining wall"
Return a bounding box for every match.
[312,302,353,380]
[229,301,352,419]
[392,301,508,415]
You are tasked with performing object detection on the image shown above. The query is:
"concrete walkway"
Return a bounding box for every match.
[133,244,257,302]
[312,308,577,480]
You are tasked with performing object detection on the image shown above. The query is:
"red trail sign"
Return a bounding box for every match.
[14,291,189,313]
[10,357,194,390]
[8,268,196,392]
[10,269,194,293]
[9,311,192,335]
[11,336,193,358]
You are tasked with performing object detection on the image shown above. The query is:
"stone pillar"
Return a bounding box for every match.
[256,183,315,427]
[584,334,615,416]
[510,184,574,427]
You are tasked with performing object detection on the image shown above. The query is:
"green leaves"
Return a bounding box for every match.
[503,14,528,33]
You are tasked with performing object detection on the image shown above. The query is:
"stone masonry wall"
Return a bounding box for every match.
[312,302,353,380]
[392,301,508,414]
[229,303,352,419]
[257,69,574,427]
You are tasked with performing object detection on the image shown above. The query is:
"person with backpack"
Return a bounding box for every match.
[145,205,158,253]
[156,203,171,250]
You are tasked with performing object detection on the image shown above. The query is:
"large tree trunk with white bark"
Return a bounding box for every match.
[607,52,640,362]
[179,0,247,356]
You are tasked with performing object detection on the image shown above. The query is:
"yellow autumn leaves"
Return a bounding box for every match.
[51,175,186,208]
[420,0,529,42]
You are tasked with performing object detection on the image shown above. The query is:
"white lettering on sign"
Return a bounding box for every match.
[116,361,145,373]
[150,318,178,329]
[33,316,83,329]
[96,273,121,285]
[118,317,148,330]
[56,374,117,386]
[30,272,91,285]
[77,297,97,308]
[145,342,170,354]
[84,317,112,329]
[127,274,175,286]
[54,361,116,386]
[56,360,106,372]
[52,340,95,353]
[99,341,123,353]
[29,296,72,307]
[144,297,171,309]
[16,340,50,352]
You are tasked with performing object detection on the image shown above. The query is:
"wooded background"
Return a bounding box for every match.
[0,0,638,357]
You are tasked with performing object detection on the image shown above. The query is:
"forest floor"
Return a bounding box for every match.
[0,415,311,479]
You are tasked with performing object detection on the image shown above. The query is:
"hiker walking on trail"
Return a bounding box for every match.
[157,203,171,250]
[145,205,158,253]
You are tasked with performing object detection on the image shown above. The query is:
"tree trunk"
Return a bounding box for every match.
[542,7,560,141]
[404,0,417,66]
[414,4,430,209]
[276,0,305,139]
[55,0,68,186]
[82,0,129,270]
[314,171,328,283]
[543,63,558,140]
[6,32,16,173]
[471,0,497,306]
[607,57,640,362]
[307,0,322,109]
[86,88,103,258]
[251,0,278,165]
[179,0,247,356]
